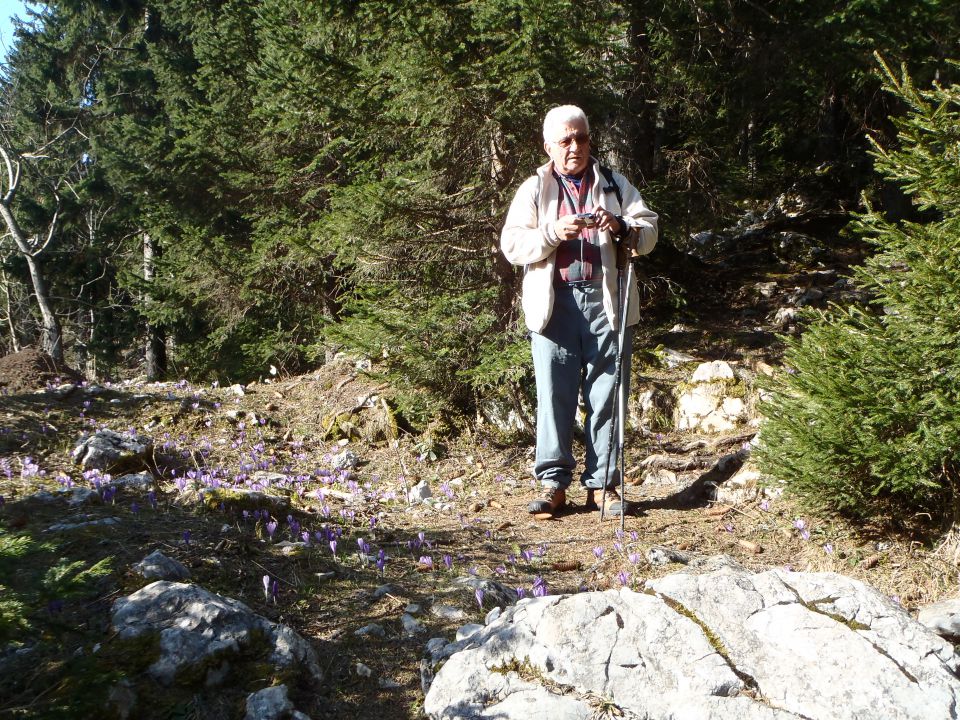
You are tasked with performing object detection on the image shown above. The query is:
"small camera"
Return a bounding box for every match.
[576,212,597,227]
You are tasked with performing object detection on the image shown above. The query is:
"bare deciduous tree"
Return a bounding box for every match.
[0,144,64,362]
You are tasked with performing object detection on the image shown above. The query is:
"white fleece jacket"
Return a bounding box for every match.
[500,158,658,333]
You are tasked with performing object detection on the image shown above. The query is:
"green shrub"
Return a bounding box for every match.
[757,59,960,524]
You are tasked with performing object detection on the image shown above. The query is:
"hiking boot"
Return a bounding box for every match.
[528,487,566,515]
[586,488,626,517]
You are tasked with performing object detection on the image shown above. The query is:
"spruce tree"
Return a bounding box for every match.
[756,58,960,525]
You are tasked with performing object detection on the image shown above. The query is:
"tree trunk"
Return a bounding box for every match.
[0,269,22,354]
[22,249,63,363]
[0,193,64,363]
[143,232,166,380]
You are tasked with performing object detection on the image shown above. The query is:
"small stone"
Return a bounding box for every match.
[378,677,401,689]
[401,613,425,636]
[408,480,432,504]
[111,472,154,489]
[372,584,394,599]
[691,360,736,383]
[355,623,387,638]
[647,546,691,566]
[659,348,698,368]
[430,605,468,622]
[355,662,372,677]
[244,685,295,720]
[46,517,121,533]
[133,550,190,581]
[406,603,422,615]
[455,623,484,642]
[332,450,358,472]
[61,487,98,506]
[774,306,798,327]
[918,598,960,640]
[468,501,485,513]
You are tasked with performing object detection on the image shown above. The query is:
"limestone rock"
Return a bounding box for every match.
[425,567,960,720]
[648,568,960,720]
[72,429,152,472]
[675,362,748,433]
[111,581,322,688]
[425,590,779,719]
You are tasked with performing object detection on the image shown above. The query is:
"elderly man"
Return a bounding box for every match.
[501,105,658,518]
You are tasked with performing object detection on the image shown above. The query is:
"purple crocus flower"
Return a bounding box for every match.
[329,540,338,556]
[262,575,270,601]
[475,588,484,607]
[532,576,548,597]
[443,554,453,570]
[419,555,434,570]
[266,520,278,540]
[182,530,191,545]
[516,587,526,600]
[376,549,387,574]
[593,546,604,559]
[616,571,630,587]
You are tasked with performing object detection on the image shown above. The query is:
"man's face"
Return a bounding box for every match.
[544,118,590,176]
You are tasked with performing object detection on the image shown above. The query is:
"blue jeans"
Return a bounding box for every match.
[531,281,633,491]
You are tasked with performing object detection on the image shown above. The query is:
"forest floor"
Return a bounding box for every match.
[1,242,958,720]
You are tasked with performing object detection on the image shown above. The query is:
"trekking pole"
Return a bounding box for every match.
[616,257,635,533]
[599,266,624,523]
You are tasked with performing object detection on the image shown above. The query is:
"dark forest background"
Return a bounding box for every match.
[1,0,957,427]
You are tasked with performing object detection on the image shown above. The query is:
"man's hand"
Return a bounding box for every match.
[554,213,593,240]
[593,207,625,236]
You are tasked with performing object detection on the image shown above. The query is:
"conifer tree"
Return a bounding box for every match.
[756,59,960,525]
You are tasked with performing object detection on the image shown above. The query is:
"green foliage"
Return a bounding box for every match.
[0,527,115,643]
[4,0,960,428]
[757,62,960,524]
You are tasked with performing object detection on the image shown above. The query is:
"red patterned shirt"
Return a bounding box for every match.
[553,166,600,283]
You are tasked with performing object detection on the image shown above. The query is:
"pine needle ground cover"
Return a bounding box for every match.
[2,358,958,719]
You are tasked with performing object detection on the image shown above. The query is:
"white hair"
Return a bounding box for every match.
[542,105,590,141]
